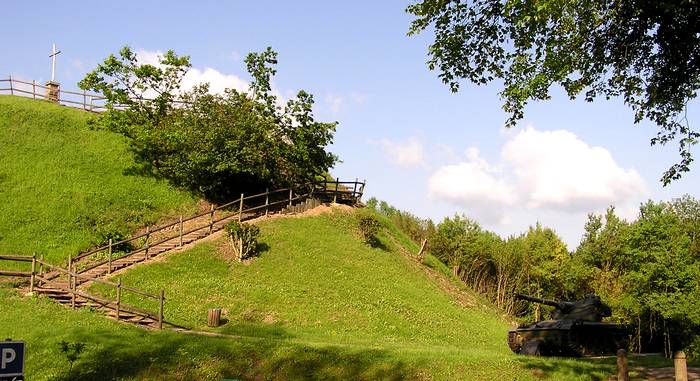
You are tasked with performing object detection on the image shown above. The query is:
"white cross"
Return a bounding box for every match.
[49,43,61,82]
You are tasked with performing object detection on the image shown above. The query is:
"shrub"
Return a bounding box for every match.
[226,221,261,261]
[356,212,382,246]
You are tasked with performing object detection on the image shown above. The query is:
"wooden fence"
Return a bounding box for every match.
[69,179,365,273]
[0,77,189,112]
[0,77,110,112]
[0,179,365,329]
[0,254,165,328]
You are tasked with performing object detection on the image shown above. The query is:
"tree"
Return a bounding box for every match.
[407,0,700,184]
[79,46,338,201]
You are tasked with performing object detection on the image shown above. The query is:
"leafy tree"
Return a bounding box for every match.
[407,0,700,184]
[80,46,338,201]
[79,46,190,128]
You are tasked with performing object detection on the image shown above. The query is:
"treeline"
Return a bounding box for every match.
[367,196,700,357]
[80,47,337,202]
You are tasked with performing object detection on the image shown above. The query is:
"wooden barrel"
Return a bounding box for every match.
[207,308,222,327]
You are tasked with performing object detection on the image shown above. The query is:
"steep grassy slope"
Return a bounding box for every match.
[0,96,197,263]
[85,209,620,380]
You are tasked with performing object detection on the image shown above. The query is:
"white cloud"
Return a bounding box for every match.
[372,137,427,169]
[350,92,367,106]
[502,127,646,211]
[325,94,343,114]
[182,68,248,95]
[428,126,648,224]
[136,49,249,96]
[428,148,516,224]
[135,49,163,66]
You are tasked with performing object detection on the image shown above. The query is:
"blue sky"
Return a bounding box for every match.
[3,1,699,249]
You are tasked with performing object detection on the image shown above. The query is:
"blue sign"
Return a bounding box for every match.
[0,341,24,380]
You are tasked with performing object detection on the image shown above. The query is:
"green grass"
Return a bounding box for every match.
[0,96,685,380]
[0,96,197,264]
[83,209,629,380]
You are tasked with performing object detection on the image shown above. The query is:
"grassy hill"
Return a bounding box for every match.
[81,208,620,380]
[0,96,197,264]
[0,97,669,380]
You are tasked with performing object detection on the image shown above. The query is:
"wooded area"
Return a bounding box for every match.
[368,196,700,358]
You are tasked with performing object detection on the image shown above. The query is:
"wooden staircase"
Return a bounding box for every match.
[1,180,366,330]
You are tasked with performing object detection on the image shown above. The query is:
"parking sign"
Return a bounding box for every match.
[0,341,24,380]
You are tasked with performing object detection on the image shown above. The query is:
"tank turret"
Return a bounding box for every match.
[515,293,611,322]
[507,293,627,356]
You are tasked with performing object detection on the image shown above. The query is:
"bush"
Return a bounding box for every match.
[356,212,382,246]
[226,221,261,261]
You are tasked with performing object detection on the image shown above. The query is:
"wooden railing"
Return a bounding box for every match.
[0,254,165,328]
[0,179,365,329]
[69,179,365,273]
[0,77,109,112]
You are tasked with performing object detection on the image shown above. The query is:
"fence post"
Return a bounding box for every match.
[29,254,36,293]
[239,238,243,262]
[333,178,339,203]
[70,263,76,310]
[238,193,244,222]
[108,238,113,274]
[116,278,121,321]
[39,254,44,286]
[353,178,359,201]
[209,204,215,234]
[359,179,366,202]
[675,351,688,381]
[8,75,13,95]
[179,215,184,247]
[616,349,629,381]
[288,189,293,207]
[89,96,94,112]
[145,226,150,259]
[158,289,164,330]
[265,188,269,217]
[67,254,72,283]
[32,80,36,99]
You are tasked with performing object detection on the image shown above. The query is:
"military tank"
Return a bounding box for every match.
[507,294,629,356]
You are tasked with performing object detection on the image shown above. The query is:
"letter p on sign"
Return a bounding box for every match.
[1,348,15,369]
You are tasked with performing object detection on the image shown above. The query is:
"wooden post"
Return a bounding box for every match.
[39,254,44,286]
[208,308,222,327]
[353,177,358,199]
[333,178,339,203]
[29,254,36,293]
[239,239,243,262]
[178,215,184,247]
[675,351,688,381]
[238,193,244,222]
[209,204,215,234]
[145,226,150,259]
[616,349,629,381]
[288,189,293,207]
[32,80,36,99]
[108,238,113,274]
[67,254,72,284]
[70,263,76,310]
[265,188,269,217]
[8,75,13,95]
[116,278,121,321]
[89,96,94,112]
[158,289,164,330]
[83,89,87,110]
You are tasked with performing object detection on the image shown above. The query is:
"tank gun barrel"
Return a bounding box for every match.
[515,294,574,311]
